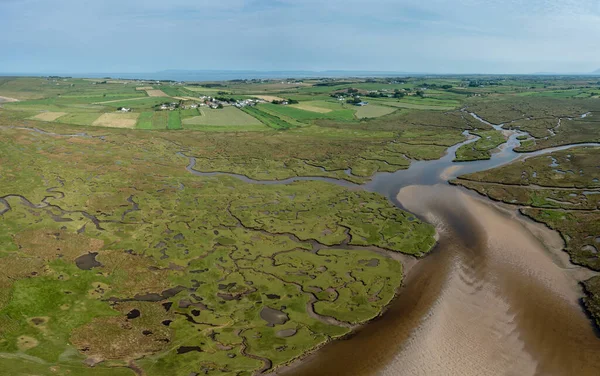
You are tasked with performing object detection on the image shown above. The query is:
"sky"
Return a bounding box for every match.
[1,0,600,75]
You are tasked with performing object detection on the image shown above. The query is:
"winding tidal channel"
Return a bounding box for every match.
[184,116,600,375]
[5,113,600,375]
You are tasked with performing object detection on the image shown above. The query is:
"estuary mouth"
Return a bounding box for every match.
[275,184,600,376]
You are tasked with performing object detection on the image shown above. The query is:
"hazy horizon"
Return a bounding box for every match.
[2,69,600,82]
[2,0,600,75]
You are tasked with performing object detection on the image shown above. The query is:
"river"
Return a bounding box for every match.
[185,120,600,375]
[9,114,599,375]
[263,124,600,375]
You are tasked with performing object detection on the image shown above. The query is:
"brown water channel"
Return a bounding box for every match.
[4,115,600,374]
[181,114,600,375]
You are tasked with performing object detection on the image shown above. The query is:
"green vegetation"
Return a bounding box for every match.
[241,105,295,129]
[354,104,397,119]
[136,111,155,129]
[454,130,506,161]
[54,112,101,126]
[260,103,356,122]
[167,110,182,130]
[0,121,436,375]
[182,107,263,128]
[3,74,600,374]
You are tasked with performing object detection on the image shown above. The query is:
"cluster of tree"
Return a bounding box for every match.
[366,92,389,98]
[272,98,299,105]
[384,77,409,83]
[215,96,237,103]
[416,83,453,89]
[187,83,225,87]
[416,90,425,98]
[314,82,347,87]
[346,96,363,104]
[467,80,503,87]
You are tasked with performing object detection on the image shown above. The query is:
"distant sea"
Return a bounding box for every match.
[0,70,420,82]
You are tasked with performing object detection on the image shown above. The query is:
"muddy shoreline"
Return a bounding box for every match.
[5,116,600,375]
[267,114,600,375]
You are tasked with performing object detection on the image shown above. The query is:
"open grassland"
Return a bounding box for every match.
[152,111,169,129]
[184,86,232,94]
[136,111,155,129]
[241,106,297,130]
[0,77,145,101]
[93,96,148,105]
[146,89,168,97]
[92,112,140,128]
[55,112,102,126]
[183,107,263,128]
[252,95,286,102]
[260,103,356,122]
[167,110,182,130]
[100,97,175,110]
[379,100,455,110]
[378,99,458,111]
[289,102,333,113]
[354,104,397,119]
[0,122,435,375]
[30,111,67,122]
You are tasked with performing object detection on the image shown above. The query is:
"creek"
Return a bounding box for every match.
[182,115,600,376]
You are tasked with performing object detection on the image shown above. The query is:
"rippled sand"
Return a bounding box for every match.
[276,184,600,376]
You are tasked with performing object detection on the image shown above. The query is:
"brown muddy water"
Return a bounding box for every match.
[274,183,600,376]
[267,133,600,375]
[182,120,600,375]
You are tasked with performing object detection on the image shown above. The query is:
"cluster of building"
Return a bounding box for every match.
[234,98,265,108]
[156,96,267,111]
[159,103,181,111]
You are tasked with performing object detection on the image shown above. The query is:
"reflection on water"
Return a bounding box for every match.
[270,125,600,375]
[179,116,600,376]
[275,183,600,376]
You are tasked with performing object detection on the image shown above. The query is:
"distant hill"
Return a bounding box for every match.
[592,69,600,75]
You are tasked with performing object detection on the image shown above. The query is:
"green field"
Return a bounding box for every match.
[167,110,182,130]
[182,107,263,127]
[136,111,155,129]
[55,112,102,126]
[2,74,600,374]
[379,100,456,110]
[260,103,356,122]
[354,104,397,119]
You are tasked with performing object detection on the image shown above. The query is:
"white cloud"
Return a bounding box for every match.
[1,0,599,73]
